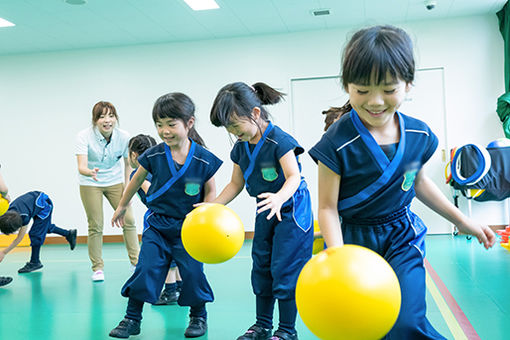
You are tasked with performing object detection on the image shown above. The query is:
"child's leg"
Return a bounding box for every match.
[120,227,171,304]
[342,213,446,340]
[79,185,105,272]
[104,183,140,267]
[171,237,212,338]
[270,211,313,336]
[154,266,179,305]
[176,266,182,290]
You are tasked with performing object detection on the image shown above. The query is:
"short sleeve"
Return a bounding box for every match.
[275,135,302,160]
[137,150,152,174]
[230,142,242,164]
[308,134,342,176]
[422,130,438,164]
[75,131,88,155]
[204,153,223,182]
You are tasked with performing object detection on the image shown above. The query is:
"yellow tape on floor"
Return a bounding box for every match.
[425,270,467,340]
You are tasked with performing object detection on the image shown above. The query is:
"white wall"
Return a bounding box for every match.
[0,14,505,236]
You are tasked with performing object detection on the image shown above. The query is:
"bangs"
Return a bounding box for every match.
[341,25,414,88]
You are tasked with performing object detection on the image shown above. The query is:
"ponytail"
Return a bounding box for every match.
[188,126,205,147]
[322,100,352,131]
[211,81,285,127]
[252,82,285,106]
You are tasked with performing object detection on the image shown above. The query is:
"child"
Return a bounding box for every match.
[0,166,12,287]
[109,93,222,339]
[127,134,183,305]
[209,82,313,340]
[321,100,351,131]
[309,25,496,339]
[0,191,77,273]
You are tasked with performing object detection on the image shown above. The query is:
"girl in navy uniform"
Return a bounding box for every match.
[127,134,183,305]
[0,191,77,273]
[309,25,496,339]
[109,93,222,339]
[210,82,313,340]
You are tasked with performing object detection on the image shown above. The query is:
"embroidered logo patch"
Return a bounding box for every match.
[184,182,200,196]
[261,167,278,182]
[401,169,418,192]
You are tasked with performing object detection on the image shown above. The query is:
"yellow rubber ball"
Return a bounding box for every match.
[0,196,8,216]
[182,203,244,264]
[296,245,401,340]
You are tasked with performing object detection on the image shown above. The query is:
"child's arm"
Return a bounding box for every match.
[202,177,217,203]
[213,163,245,205]
[257,150,301,221]
[140,180,151,195]
[0,226,28,262]
[76,155,99,181]
[112,166,148,227]
[317,162,344,247]
[123,157,131,187]
[414,169,496,249]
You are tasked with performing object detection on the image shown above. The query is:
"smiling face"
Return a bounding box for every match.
[94,108,117,138]
[225,109,263,143]
[347,73,410,129]
[155,117,193,148]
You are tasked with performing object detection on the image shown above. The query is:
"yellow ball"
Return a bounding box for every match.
[182,203,244,264]
[296,245,401,340]
[0,196,8,216]
[312,220,324,255]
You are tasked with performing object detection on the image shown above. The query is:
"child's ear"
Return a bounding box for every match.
[251,107,261,120]
[187,116,195,130]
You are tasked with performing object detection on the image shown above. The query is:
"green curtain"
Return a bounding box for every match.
[497,2,510,137]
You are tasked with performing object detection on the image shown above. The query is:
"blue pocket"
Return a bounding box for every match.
[408,211,427,257]
[292,181,313,232]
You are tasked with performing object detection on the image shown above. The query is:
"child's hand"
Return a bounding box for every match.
[91,168,99,181]
[457,221,497,249]
[257,192,284,221]
[112,206,128,228]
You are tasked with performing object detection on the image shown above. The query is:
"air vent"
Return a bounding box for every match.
[311,9,331,16]
[65,0,87,5]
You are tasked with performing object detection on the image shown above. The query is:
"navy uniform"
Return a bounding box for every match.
[7,191,74,270]
[9,191,70,248]
[231,122,313,334]
[309,109,446,340]
[121,140,222,319]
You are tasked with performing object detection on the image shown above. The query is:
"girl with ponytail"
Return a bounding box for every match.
[210,82,313,340]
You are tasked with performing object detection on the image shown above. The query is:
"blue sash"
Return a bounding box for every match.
[338,110,406,211]
[146,140,196,203]
[243,122,274,191]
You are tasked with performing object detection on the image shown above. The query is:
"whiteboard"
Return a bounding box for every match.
[290,68,452,234]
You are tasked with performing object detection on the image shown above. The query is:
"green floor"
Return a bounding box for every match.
[0,235,508,339]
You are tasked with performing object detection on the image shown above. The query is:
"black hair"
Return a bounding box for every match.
[210,82,285,127]
[152,92,205,146]
[128,134,157,156]
[341,25,415,89]
[0,211,23,235]
[322,100,352,131]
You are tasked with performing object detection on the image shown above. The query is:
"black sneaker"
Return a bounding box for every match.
[154,289,179,305]
[0,276,13,287]
[237,324,272,340]
[66,229,77,250]
[109,318,141,338]
[269,329,298,340]
[18,262,43,273]
[184,316,207,338]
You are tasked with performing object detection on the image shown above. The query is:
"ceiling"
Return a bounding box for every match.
[0,0,505,56]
